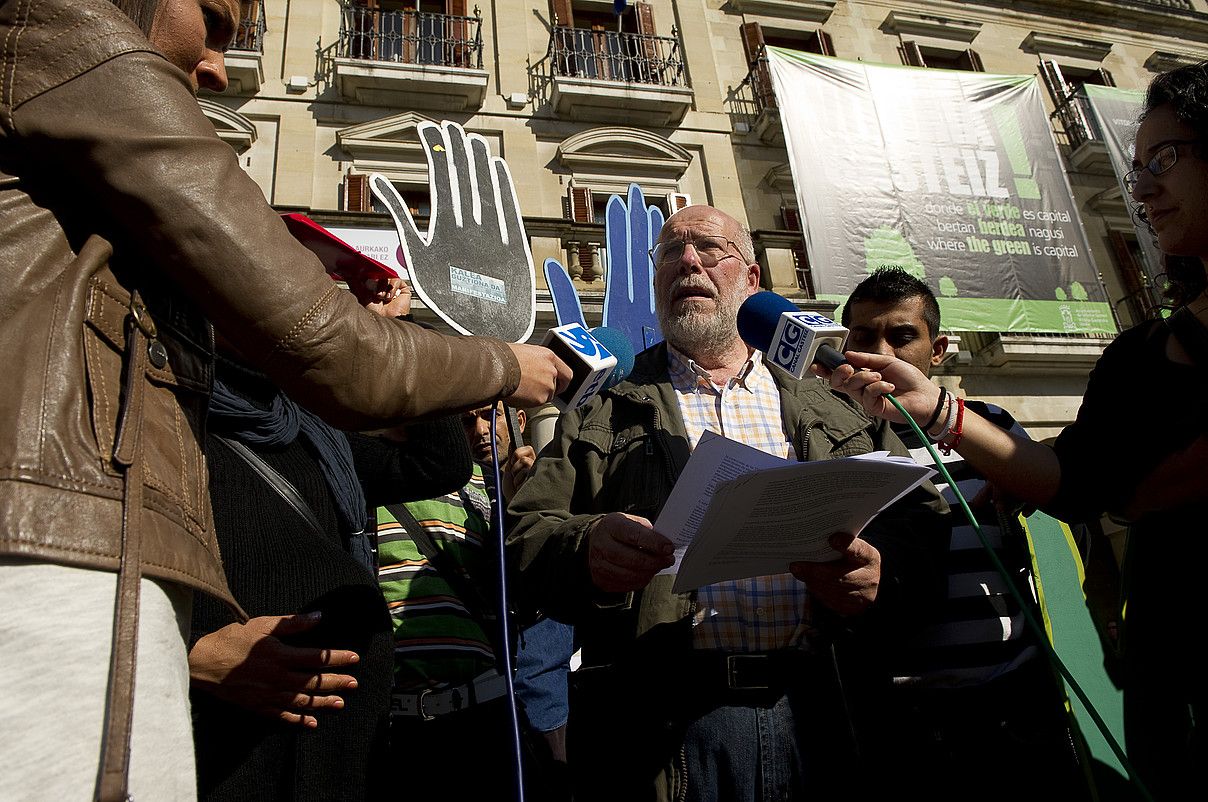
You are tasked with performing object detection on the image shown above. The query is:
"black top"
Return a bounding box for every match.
[191,362,472,802]
[1050,317,1207,798]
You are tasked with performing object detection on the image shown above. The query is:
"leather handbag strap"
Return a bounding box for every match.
[96,294,155,802]
[212,436,327,539]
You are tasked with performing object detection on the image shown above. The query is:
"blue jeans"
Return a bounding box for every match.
[515,617,574,732]
[682,686,848,802]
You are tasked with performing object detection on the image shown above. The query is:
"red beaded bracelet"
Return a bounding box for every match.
[940,397,965,455]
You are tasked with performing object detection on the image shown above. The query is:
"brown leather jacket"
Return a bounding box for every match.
[0,0,520,606]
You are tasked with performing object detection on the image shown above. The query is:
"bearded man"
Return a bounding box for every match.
[507,205,948,801]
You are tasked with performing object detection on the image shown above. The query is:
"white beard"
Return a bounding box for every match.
[657,274,746,360]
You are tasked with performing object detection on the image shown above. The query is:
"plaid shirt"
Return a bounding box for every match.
[666,345,812,651]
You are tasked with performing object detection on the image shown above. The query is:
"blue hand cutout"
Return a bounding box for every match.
[543,183,664,354]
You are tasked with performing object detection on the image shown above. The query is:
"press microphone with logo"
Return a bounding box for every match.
[540,324,635,411]
[737,291,849,377]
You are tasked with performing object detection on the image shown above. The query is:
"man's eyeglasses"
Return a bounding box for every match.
[649,237,744,268]
[1125,140,1200,193]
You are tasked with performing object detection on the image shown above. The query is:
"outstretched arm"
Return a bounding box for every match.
[817,351,1062,507]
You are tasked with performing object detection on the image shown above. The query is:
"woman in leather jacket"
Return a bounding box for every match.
[0,2,563,799]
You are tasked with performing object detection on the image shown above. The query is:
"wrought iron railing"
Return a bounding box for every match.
[232,0,266,53]
[728,51,781,134]
[1050,88,1104,151]
[337,3,484,69]
[547,25,686,87]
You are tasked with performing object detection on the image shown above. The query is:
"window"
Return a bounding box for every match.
[740,22,834,112]
[1041,61,1114,149]
[1106,230,1157,325]
[345,0,476,67]
[900,41,984,71]
[549,0,672,85]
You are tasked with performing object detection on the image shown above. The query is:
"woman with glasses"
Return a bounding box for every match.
[820,63,1208,799]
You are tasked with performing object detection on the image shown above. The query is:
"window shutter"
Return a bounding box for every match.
[1039,59,1071,103]
[344,173,371,212]
[742,23,775,111]
[550,0,573,28]
[740,22,765,67]
[781,206,801,231]
[446,0,468,67]
[815,30,835,57]
[963,49,984,72]
[667,192,691,213]
[900,40,925,67]
[568,187,595,274]
[1107,230,1153,320]
[1098,67,1116,87]
[568,187,594,222]
[780,206,813,295]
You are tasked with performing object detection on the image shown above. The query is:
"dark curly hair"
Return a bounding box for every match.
[1135,63,1208,306]
[1143,61,1208,143]
[1160,254,1207,308]
[841,267,941,339]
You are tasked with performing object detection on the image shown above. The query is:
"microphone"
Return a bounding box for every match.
[589,326,636,391]
[737,291,849,377]
[540,324,631,411]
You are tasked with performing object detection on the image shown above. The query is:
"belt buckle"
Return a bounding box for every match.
[725,654,770,691]
[417,688,437,721]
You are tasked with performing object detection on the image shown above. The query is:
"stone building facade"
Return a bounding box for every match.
[204,0,1208,439]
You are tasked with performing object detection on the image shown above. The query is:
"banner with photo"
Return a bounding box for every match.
[1083,85,1161,287]
[767,48,1114,334]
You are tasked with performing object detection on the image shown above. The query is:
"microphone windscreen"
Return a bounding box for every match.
[590,326,636,389]
[737,291,799,352]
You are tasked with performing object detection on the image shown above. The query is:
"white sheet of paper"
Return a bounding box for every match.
[653,431,790,575]
[662,439,934,593]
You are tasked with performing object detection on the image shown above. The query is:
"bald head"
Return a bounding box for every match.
[653,205,761,362]
[663,206,755,264]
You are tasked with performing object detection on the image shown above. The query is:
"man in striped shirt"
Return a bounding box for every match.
[841,268,1085,799]
[508,206,948,801]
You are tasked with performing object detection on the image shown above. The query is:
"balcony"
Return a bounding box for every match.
[545,27,693,126]
[223,0,265,94]
[332,3,487,110]
[731,53,782,145]
[1050,89,1111,173]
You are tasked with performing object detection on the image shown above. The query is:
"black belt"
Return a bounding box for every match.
[686,650,826,693]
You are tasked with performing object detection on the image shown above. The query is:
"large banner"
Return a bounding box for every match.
[768,49,1115,334]
[1083,85,1162,287]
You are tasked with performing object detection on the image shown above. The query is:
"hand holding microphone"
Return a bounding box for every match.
[504,343,574,408]
[539,323,636,412]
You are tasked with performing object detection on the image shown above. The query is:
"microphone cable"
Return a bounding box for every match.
[885,392,1153,802]
[489,405,527,802]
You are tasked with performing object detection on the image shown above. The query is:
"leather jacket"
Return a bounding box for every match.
[0,0,520,605]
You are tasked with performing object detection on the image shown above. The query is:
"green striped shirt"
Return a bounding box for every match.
[376,465,496,690]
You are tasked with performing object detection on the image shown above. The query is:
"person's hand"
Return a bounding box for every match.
[188,612,360,728]
[503,343,572,407]
[501,444,536,499]
[789,533,881,617]
[812,351,942,426]
[543,183,665,354]
[363,278,412,318]
[370,121,536,343]
[587,513,675,593]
